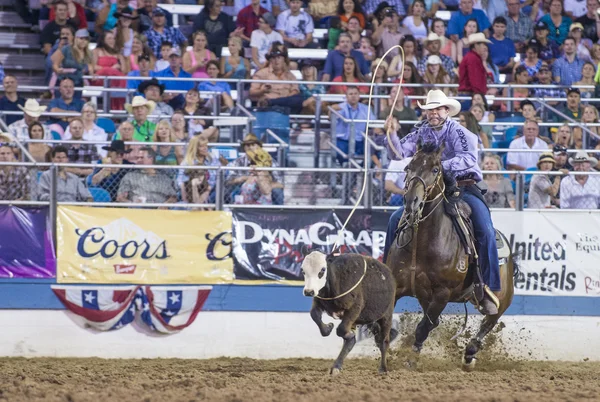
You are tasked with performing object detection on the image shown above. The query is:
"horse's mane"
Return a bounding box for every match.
[417,140,440,155]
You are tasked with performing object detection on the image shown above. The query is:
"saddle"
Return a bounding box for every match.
[441,177,508,308]
[441,178,509,259]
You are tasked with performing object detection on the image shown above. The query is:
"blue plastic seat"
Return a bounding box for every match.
[96,117,116,135]
[524,166,538,186]
[89,187,111,202]
[504,127,518,142]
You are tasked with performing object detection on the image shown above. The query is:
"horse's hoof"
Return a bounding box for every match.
[404,349,420,370]
[330,367,341,376]
[321,323,334,337]
[378,367,388,375]
[462,356,476,372]
[404,360,418,370]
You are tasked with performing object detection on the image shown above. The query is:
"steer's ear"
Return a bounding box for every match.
[301,244,311,257]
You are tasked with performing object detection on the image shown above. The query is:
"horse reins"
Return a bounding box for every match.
[315,258,368,301]
[396,171,446,297]
[395,171,445,249]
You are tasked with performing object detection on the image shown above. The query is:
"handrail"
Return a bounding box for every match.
[328,106,348,123]
[5,161,600,176]
[63,78,596,90]
[537,98,600,146]
[264,129,289,148]
[235,104,256,121]
[21,138,285,149]
[364,133,384,151]
[13,83,595,103]
[326,140,362,170]
[0,110,247,121]
[0,119,36,163]
[0,161,364,173]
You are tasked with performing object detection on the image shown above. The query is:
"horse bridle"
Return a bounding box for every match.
[396,169,446,248]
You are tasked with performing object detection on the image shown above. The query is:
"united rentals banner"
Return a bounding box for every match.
[57,206,233,284]
[492,210,600,297]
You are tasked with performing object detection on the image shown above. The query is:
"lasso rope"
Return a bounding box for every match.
[332,44,406,251]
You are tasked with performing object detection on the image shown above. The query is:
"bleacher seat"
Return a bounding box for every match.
[96,117,116,135]
[492,139,511,149]
[524,166,538,186]
[211,147,238,162]
[435,10,452,20]
[504,127,518,142]
[89,187,111,202]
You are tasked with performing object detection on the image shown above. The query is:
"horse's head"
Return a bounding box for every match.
[403,141,445,225]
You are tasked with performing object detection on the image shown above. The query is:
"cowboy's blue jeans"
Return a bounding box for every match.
[383,191,501,291]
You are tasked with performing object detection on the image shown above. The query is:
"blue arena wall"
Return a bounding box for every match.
[2,279,599,316]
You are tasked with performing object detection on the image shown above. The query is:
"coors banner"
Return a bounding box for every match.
[232,210,390,282]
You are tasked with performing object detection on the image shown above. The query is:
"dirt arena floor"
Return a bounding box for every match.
[0,355,598,402]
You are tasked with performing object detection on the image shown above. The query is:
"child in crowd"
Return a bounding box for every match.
[154,41,172,72]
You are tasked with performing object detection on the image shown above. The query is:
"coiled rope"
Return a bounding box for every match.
[332,44,406,251]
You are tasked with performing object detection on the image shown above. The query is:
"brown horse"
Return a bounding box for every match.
[386,142,516,370]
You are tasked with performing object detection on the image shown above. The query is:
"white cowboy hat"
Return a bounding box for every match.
[424,32,442,43]
[426,55,442,65]
[468,32,492,45]
[569,151,598,166]
[417,89,461,117]
[125,96,156,114]
[18,99,47,118]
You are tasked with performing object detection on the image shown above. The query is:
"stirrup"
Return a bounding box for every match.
[484,285,500,309]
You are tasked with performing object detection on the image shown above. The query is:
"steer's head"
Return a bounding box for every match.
[301,249,328,297]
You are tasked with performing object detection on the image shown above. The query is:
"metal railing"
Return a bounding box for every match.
[2,160,599,211]
[1,158,599,255]
[8,75,598,112]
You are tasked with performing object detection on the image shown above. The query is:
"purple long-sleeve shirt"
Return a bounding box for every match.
[382,119,483,182]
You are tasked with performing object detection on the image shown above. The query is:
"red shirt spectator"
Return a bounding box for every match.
[50,0,87,29]
[237,0,268,41]
[458,33,489,95]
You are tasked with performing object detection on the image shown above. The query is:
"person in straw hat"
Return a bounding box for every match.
[226,133,284,204]
[381,89,501,315]
[559,151,600,209]
[123,95,157,142]
[9,99,51,142]
[458,32,492,110]
[528,152,562,209]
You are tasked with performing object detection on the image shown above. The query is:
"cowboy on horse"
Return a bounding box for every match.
[380,89,500,315]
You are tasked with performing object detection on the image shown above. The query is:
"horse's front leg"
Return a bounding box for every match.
[310,300,334,337]
[407,289,450,368]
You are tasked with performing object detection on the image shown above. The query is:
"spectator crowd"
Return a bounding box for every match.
[3,0,600,209]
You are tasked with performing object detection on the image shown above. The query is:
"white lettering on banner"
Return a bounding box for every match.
[234,220,385,258]
[492,211,600,297]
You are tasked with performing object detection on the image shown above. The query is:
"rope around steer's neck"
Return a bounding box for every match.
[332,45,406,252]
[315,258,368,301]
